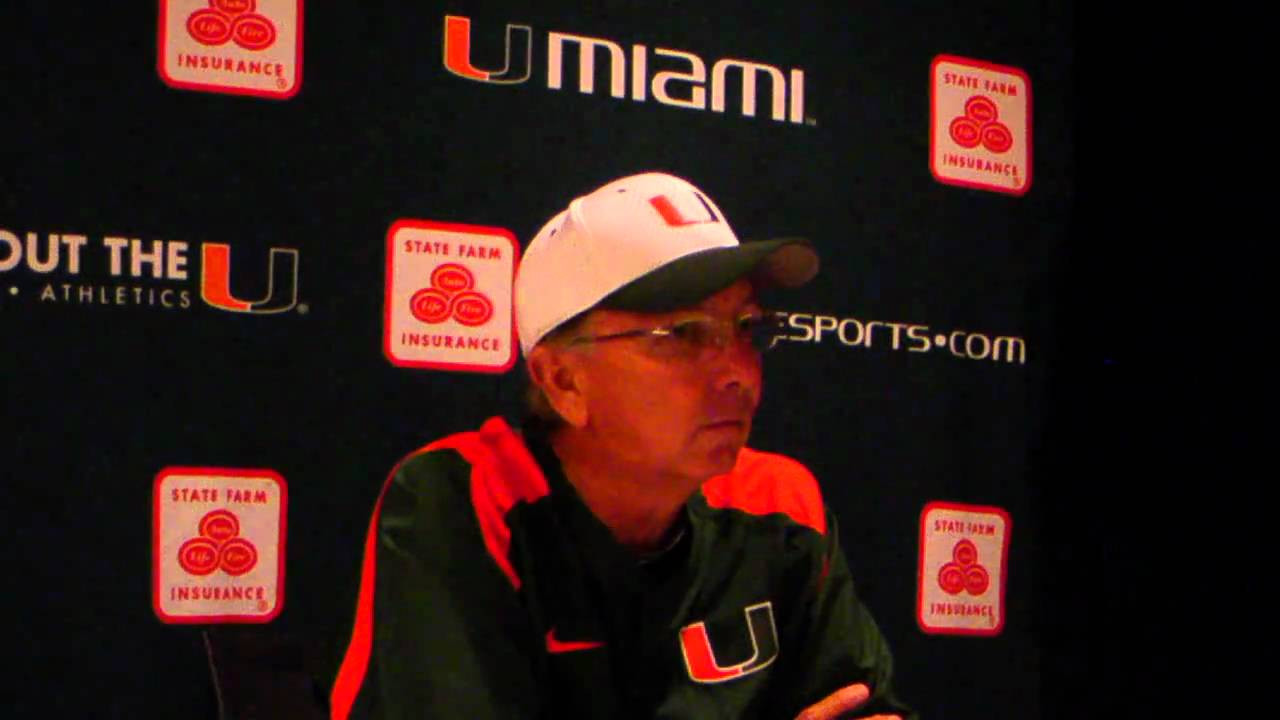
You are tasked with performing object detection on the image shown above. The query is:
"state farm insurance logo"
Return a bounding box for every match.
[936,539,990,597]
[410,264,493,327]
[385,220,518,373]
[179,507,262,577]
[158,0,303,99]
[153,467,287,624]
[930,55,1031,196]
[917,501,1011,636]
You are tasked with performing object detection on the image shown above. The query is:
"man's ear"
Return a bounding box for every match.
[527,344,589,428]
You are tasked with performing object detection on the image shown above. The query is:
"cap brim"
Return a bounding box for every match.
[601,237,819,312]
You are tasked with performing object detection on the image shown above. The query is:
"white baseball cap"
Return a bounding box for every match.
[514,172,819,354]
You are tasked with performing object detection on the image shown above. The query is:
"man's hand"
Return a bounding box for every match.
[794,683,902,720]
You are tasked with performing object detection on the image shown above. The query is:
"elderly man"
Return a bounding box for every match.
[331,172,914,720]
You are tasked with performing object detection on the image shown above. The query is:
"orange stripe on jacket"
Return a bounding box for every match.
[329,417,548,719]
[455,417,550,590]
[329,448,428,720]
[701,448,826,535]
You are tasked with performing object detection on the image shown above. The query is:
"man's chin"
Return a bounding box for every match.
[701,438,746,478]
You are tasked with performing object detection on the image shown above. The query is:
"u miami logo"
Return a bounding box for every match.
[201,244,299,314]
[440,14,809,125]
[649,192,720,228]
[443,16,531,84]
[679,602,779,683]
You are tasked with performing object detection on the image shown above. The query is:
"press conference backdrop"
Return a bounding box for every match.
[3,2,1077,718]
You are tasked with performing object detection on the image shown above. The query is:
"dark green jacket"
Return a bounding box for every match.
[332,417,914,719]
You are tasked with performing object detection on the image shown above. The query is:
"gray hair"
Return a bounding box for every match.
[520,311,591,427]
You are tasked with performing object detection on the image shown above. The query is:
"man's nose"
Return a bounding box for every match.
[710,334,762,397]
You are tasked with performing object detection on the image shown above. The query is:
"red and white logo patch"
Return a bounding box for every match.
[930,55,1031,196]
[917,501,1010,636]
[384,220,518,373]
[158,0,304,99]
[152,467,287,624]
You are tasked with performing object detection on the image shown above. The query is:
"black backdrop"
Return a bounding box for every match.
[3,2,1081,718]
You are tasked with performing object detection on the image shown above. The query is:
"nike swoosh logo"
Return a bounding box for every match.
[545,629,605,654]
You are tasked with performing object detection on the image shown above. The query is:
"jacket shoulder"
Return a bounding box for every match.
[385,417,549,590]
[392,417,546,494]
[700,448,826,535]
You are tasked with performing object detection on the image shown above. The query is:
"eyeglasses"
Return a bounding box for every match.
[568,311,785,360]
